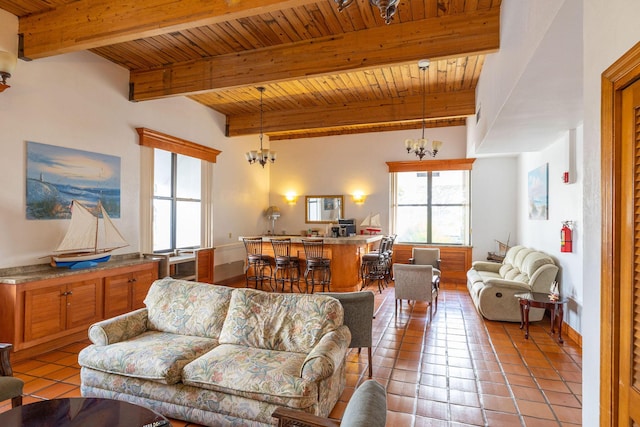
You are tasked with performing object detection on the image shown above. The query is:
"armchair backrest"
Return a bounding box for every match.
[320,291,374,349]
[411,248,440,268]
[341,380,387,427]
[393,264,435,302]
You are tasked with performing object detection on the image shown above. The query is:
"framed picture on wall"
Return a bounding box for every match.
[26,141,121,220]
[528,163,549,220]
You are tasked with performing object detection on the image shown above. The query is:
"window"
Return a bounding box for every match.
[153,150,201,252]
[388,159,474,245]
[136,128,221,254]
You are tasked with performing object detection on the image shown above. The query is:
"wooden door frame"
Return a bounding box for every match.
[601,41,640,427]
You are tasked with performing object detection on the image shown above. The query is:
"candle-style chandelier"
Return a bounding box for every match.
[333,0,398,25]
[245,87,276,167]
[405,59,443,160]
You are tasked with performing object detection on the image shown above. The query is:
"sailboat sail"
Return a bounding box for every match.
[361,213,382,234]
[51,200,128,267]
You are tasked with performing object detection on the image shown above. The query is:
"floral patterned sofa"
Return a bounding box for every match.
[78,278,351,427]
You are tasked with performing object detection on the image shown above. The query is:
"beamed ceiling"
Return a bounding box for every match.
[0,0,501,140]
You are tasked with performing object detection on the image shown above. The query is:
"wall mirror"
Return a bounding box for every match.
[305,195,343,224]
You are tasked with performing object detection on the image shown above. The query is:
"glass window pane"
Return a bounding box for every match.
[432,205,466,244]
[432,170,469,204]
[153,199,172,251]
[176,201,201,248]
[154,149,172,197]
[176,155,201,199]
[396,206,429,243]
[397,172,428,204]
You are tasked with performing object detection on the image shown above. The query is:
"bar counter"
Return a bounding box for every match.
[240,235,384,292]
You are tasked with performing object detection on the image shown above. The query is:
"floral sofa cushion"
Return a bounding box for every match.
[182,343,318,409]
[144,278,234,339]
[218,288,343,353]
[79,331,218,385]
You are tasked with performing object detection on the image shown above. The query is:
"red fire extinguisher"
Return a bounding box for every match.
[561,221,573,253]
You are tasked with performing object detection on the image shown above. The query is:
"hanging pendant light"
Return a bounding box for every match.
[405,59,442,160]
[334,0,398,25]
[245,87,276,167]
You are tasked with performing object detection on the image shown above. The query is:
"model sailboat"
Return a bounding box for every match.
[51,200,128,268]
[360,213,382,235]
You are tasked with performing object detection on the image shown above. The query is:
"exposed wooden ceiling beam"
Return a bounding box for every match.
[226,89,476,136]
[18,0,320,59]
[130,9,499,101]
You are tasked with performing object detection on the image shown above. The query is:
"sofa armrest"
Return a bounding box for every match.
[88,308,149,346]
[471,261,502,273]
[301,325,351,382]
[272,407,340,427]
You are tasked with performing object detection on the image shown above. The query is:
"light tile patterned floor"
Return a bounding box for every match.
[0,281,582,426]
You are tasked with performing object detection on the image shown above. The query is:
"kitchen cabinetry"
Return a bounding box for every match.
[0,257,158,361]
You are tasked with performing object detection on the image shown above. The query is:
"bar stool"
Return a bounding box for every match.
[360,237,389,293]
[242,237,273,290]
[271,238,301,293]
[302,239,331,293]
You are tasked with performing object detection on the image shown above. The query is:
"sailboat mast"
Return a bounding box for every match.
[94,201,100,253]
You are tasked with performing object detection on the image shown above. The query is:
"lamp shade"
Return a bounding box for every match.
[0,51,17,74]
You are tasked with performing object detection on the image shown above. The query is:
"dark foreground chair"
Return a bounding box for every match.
[321,291,375,377]
[0,343,23,408]
[272,379,387,427]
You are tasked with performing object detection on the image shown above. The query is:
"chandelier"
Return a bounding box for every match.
[245,87,276,167]
[405,59,442,160]
[334,0,398,25]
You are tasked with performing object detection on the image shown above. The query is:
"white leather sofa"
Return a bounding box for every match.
[466,246,559,322]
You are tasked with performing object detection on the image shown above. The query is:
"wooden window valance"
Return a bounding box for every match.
[386,158,475,173]
[136,127,221,163]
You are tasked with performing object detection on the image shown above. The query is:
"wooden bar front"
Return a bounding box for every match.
[245,235,384,292]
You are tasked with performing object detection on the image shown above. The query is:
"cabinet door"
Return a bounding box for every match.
[195,248,214,283]
[104,273,133,318]
[24,285,66,342]
[66,279,102,329]
[132,267,157,310]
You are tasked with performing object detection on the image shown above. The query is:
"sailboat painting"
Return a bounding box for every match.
[50,200,128,268]
[26,141,121,220]
[360,213,382,235]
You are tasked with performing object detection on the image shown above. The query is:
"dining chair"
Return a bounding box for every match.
[392,263,438,320]
[409,247,441,290]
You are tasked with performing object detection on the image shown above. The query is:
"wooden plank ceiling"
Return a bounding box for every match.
[0,0,501,140]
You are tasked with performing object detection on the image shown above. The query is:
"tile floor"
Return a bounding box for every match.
[0,281,582,426]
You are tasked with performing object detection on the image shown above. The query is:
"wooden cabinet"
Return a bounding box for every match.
[0,258,158,361]
[104,265,157,318]
[24,278,102,342]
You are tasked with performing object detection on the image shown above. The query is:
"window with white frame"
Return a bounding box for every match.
[136,128,220,254]
[152,149,201,252]
[389,159,473,245]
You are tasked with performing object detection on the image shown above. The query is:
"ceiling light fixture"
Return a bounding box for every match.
[335,0,398,25]
[0,50,17,93]
[245,87,276,167]
[405,59,442,160]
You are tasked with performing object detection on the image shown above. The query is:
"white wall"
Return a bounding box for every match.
[518,128,584,333]
[0,7,268,268]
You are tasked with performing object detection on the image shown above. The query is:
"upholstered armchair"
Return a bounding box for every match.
[272,379,387,427]
[321,291,375,378]
[393,264,438,320]
[0,343,23,407]
[409,248,441,287]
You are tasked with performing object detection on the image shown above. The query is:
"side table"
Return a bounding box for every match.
[515,292,567,343]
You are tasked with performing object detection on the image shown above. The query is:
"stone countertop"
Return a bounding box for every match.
[239,234,384,245]
[0,253,158,285]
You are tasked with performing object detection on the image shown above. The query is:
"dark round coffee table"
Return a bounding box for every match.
[0,397,170,426]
